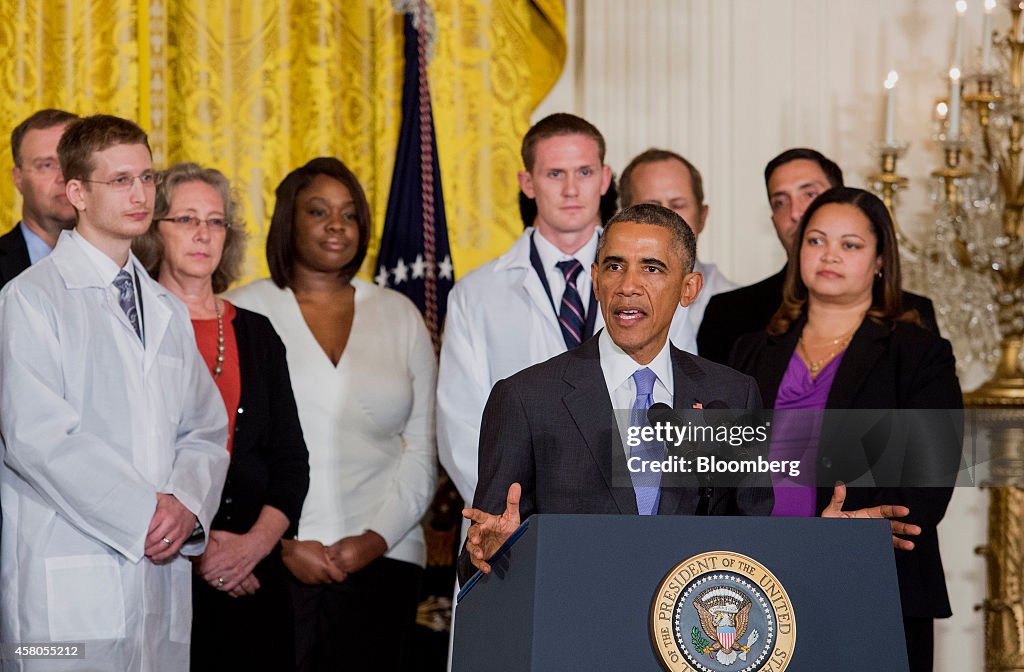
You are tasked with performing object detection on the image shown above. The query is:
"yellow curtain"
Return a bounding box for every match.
[0,0,565,283]
[431,0,566,275]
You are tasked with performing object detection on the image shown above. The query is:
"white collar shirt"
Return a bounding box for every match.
[70,230,144,338]
[598,328,673,457]
[532,227,598,318]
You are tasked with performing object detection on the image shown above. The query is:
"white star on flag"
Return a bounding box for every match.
[392,258,409,284]
[411,254,426,279]
[374,267,389,287]
[438,255,453,280]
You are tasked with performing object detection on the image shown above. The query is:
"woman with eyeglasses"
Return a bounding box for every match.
[133,162,309,671]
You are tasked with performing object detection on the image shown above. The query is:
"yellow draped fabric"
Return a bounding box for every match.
[0,1,565,282]
[430,0,566,275]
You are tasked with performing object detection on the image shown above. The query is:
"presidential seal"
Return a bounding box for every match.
[649,551,796,672]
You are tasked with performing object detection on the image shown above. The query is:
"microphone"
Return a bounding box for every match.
[647,401,675,425]
[646,403,714,513]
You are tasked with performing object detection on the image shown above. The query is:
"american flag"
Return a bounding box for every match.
[374,1,453,353]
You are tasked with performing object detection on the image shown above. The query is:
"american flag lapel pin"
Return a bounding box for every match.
[692,401,703,409]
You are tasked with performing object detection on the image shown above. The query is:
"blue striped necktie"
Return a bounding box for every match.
[555,259,585,349]
[630,367,662,515]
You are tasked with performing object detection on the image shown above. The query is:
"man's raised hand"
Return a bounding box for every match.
[462,483,522,574]
[821,482,921,551]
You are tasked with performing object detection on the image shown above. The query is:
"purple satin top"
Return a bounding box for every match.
[769,349,845,517]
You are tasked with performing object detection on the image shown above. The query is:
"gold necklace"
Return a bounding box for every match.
[798,327,856,378]
[212,299,225,378]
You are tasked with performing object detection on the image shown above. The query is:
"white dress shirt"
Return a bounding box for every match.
[71,230,145,336]
[531,227,598,316]
[598,328,674,457]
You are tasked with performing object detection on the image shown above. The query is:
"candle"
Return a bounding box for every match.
[983,0,995,71]
[949,67,962,141]
[954,0,967,71]
[884,71,899,145]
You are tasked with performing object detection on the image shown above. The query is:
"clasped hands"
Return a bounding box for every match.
[145,492,197,564]
[462,482,920,575]
[193,529,276,597]
[281,531,388,586]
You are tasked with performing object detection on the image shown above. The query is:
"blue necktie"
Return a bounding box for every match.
[556,259,585,349]
[113,270,143,342]
[630,367,662,515]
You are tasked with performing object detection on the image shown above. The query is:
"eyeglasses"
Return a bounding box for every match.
[156,215,231,230]
[81,173,156,191]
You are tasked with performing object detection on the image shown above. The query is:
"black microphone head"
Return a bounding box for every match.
[647,402,673,426]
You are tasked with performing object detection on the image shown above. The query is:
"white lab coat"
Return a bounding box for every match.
[436,229,730,506]
[0,232,229,672]
[437,228,600,506]
[668,259,738,355]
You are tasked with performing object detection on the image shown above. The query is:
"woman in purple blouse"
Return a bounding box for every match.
[729,186,962,672]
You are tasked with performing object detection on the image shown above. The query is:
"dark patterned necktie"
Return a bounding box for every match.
[113,270,142,342]
[555,259,585,349]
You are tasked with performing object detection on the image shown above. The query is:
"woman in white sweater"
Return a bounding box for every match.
[228,157,437,672]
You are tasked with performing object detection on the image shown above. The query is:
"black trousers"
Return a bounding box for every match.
[191,548,296,671]
[904,616,934,672]
[289,556,423,672]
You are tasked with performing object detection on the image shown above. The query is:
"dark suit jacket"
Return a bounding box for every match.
[0,223,32,290]
[696,265,939,364]
[457,333,773,583]
[729,316,962,619]
[213,307,310,537]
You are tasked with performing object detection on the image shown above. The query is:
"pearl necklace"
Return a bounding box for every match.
[213,299,225,378]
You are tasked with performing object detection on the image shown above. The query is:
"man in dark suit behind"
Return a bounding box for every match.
[696,148,936,364]
[1,109,79,288]
[458,204,919,583]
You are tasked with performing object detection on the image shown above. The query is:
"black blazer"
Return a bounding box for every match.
[696,265,939,364]
[458,333,773,583]
[730,316,963,619]
[213,307,310,537]
[0,224,32,290]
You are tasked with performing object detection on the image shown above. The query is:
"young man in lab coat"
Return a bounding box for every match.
[0,114,229,671]
[437,113,613,511]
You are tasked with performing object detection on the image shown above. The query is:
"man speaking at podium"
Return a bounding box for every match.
[458,203,764,583]
[458,203,920,584]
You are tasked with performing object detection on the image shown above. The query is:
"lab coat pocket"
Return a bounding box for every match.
[45,555,126,641]
[156,353,186,426]
[168,558,192,643]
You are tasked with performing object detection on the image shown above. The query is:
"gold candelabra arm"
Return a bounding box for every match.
[868,144,910,223]
[1011,1,1024,89]
[929,142,980,271]
[965,75,1000,161]
[931,142,974,211]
